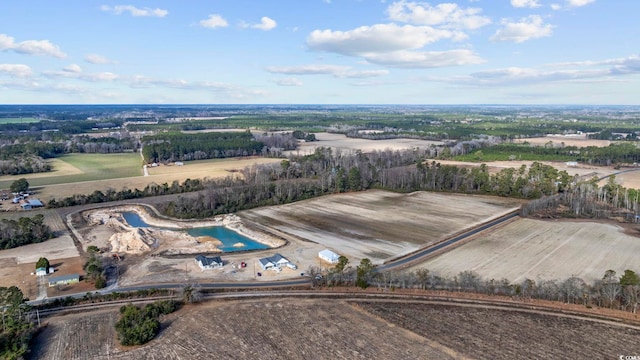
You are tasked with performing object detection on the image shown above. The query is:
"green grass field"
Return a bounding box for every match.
[0,153,142,189]
[0,117,39,124]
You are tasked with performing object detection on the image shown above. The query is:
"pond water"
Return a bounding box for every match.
[122,212,269,252]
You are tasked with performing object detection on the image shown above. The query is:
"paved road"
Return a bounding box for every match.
[377,210,520,272]
[27,278,311,306]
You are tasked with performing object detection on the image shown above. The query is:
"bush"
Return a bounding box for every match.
[115,301,179,346]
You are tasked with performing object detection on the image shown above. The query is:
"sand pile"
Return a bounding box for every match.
[109,228,155,254]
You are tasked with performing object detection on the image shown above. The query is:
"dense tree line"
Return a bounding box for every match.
[48,178,206,208]
[522,175,640,219]
[141,131,263,163]
[115,301,179,346]
[0,214,54,249]
[447,142,640,166]
[0,286,32,359]
[308,258,640,314]
[156,147,572,218]
[0,156,50,175]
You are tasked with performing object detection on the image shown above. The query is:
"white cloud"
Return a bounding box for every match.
[63,64,82,73]
[429,54,640,86]
[342,69,390,78]
[100,5,168,17]
[490,15,553,43]
[275,78,303,86]
[550,0,595,10]
[566,0,595,7]
[0,64,33,78]
[511,0,541,8]
[306,23,482,68]
[0,34,66,58]
[265,64,389,78]
[265,64,351,75]
[307,23,466,56]
[199,14,229,29]
[252,17,277,31]
[386,1,491,30]
[364,49,484,68]
[85,54,117,64]
[43,66,119,82]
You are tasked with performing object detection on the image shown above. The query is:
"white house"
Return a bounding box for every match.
[258,253,292,271]
[318,249,340,264]
[35,267,48,276]
[48,274,79,287]
[195,255,223,270]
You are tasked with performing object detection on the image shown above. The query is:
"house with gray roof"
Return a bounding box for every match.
[195,255,223,270]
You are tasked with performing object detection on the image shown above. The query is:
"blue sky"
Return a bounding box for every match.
[0,0,638,104]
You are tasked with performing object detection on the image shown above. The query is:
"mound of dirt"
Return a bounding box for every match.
[109,228,155,254]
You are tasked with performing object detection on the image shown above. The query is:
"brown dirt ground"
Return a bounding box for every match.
[29,296,640,360]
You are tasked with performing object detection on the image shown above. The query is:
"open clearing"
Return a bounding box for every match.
[0,153,141,190]
[284,132,445,156]
[30,298,640,360]
[240,190,522,264]
[5,156,280,201]
[408,218,640,283]
[513,136,612,148]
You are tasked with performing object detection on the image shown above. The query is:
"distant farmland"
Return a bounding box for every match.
[0,117,39,124]
[0,153,141,190]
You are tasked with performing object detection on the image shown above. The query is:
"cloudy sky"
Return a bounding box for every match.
[0,0,638,104]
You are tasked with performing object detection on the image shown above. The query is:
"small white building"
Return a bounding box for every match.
[35,267,48,276]
[195,255,223,270]
[318,249,340,264]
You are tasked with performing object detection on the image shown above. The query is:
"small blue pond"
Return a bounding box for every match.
[122,212,269,252]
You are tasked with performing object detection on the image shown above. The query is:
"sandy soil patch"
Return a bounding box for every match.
[408,218,640,283]
[514,136,612,148]
[240,190,522,265]
[284,132,445,156]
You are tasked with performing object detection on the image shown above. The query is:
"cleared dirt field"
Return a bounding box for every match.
[240,190,522,264]
[358,301,640,360]
[410,218,640,283]
[284,132,445,156]
[513,136,612,148]
[30,298,640,360]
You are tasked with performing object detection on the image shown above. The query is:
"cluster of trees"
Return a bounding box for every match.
[0,286,32,359]
[447,143,640,166]
[48,178,206,208]
[0,156,50,176]
[253,132,298,156]
[9,178,29,193]
[0,214,54,250]
[291,130,317,142]
[522,175,640,219]
[313,258,640,314]
[141,131,264,163]
[115,300,179,346]
[84,250,106,289]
